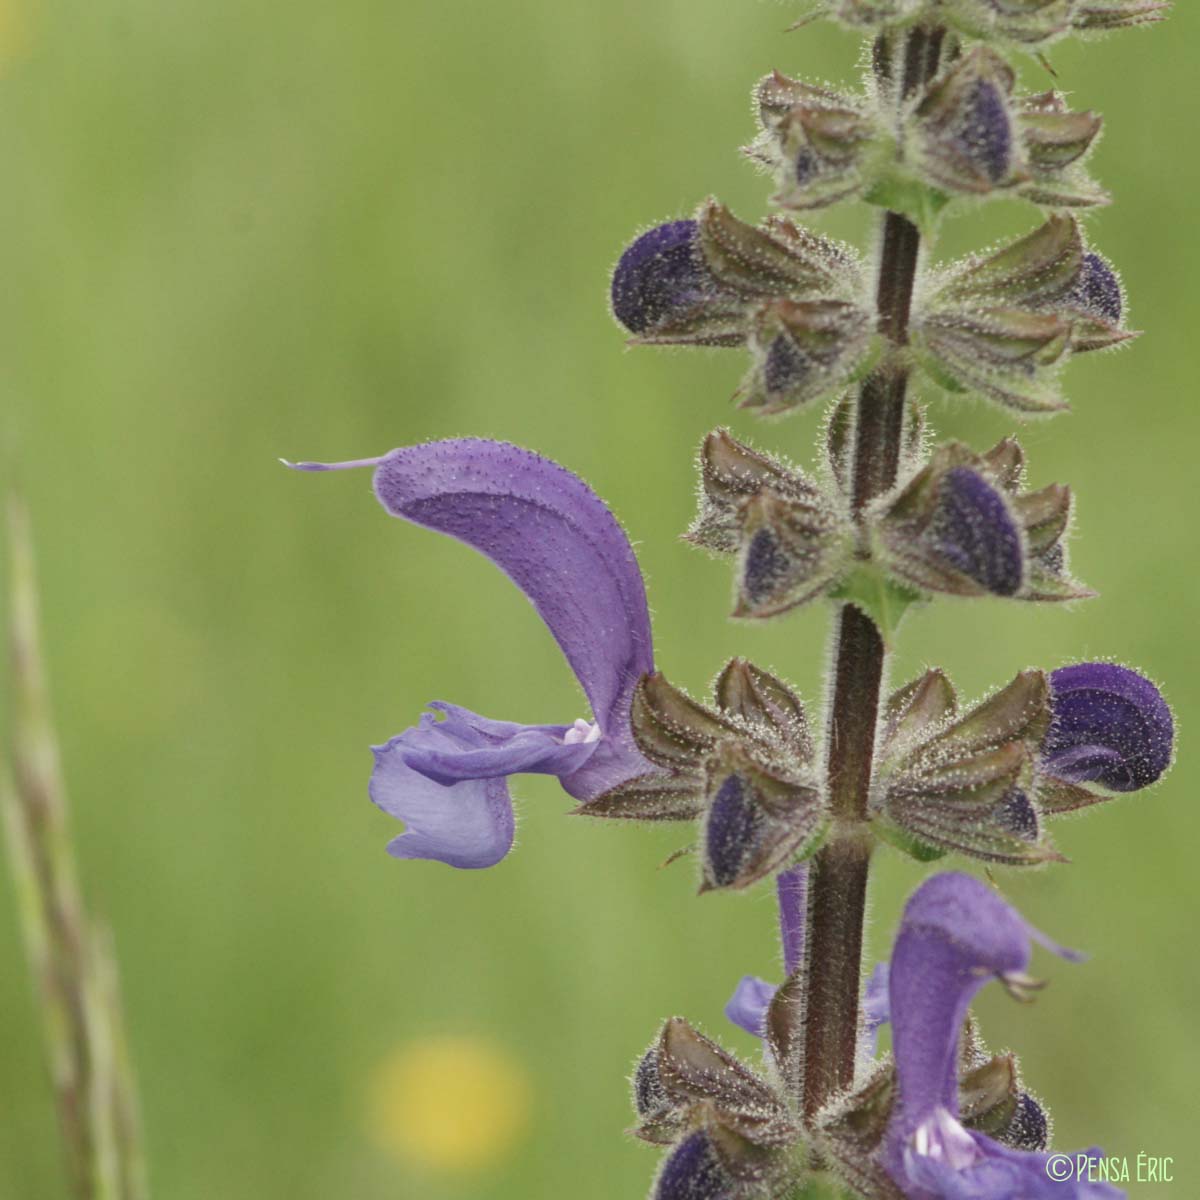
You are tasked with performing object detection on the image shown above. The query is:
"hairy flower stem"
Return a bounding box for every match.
[800,26,944,1124]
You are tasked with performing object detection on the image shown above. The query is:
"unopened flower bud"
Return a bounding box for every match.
[874,440,1087,601]
[612,221,721,336]
[914,49,1017,193]
[1043,663,1173,792]
[916,216,1134,410]
[749,72,877,210]
[636,1018,799,1165]
[714,658,813,758]
[585,672,825,889]
[688,430,850,615]
[613,203,873,411]
[705,772,766,889]
[929,466,1023,595]
[701,746,825,891]
[740,299,873,414]
[876,670,1061,864]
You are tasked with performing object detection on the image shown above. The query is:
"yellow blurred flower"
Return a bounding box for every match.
[0,0,31,69]
[367,1035,533,1174]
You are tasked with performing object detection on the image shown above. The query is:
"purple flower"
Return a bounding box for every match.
[883,872,1122,1199]
[929,467,1023,597]
[1044,663,1173,792]
[288,439,654,868]
[611,220,718,335]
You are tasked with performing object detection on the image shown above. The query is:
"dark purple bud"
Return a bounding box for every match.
[1044,663,1173,792]
[612,221,716,335]
[635,1046,671,1117]
[1066,253,1123,324]
[705,774,764,889]
[762,334,812,396]
[1002,1093,1049,1152]
[929,467,1023,597]
[656,1131,736,1200]
[960,79,1012,183]
[996,788,1039,841]
[742,527,792,609]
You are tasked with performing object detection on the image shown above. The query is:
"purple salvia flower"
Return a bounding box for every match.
[611,220,718,335]
[1065,253,1124,324]
[929,466,1023,597]
[883,872,1122,1199]
[1044,663,1173,792]
[288,439,654,868]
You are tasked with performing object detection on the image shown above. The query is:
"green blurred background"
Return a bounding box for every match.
[0,1,1196,1196]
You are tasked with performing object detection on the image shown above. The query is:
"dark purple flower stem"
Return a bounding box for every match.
[800,25,945,1125]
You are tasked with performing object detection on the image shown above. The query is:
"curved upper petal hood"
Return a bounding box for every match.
[367,439,653,739]
[289,439,656,865]
[890,873,1037,1119]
